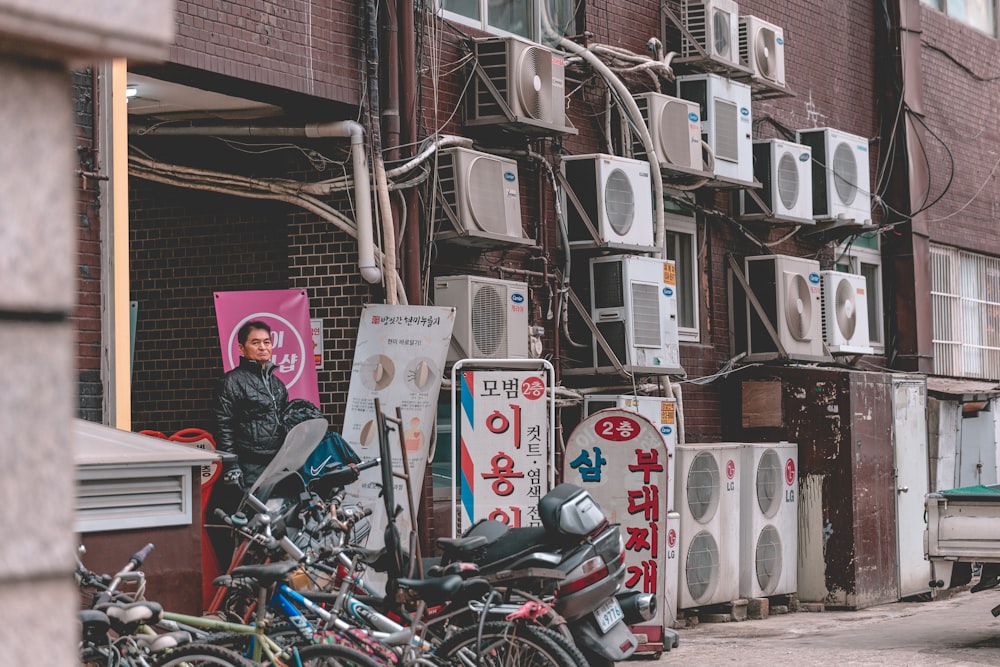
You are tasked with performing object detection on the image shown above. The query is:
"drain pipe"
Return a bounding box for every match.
[128,120,382,285]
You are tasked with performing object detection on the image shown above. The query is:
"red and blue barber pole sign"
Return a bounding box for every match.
[564,408,669,654]
[458,369,549,531]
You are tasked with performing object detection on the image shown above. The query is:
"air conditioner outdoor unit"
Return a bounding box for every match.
[796,127,872,225]
[583,394,678,510]
[739,442,798,598]
[590,255,682,375]
[676,443,741,609]
[677,73,753,185]
[433,147,532,248]
[738,15,786,87]
[680,0,741,69]
[562,153,655,251]
[433,275,530,362]
[737,139,813,224]
[632,92,706,177]
[744,254,826,361]
[820,270,874,355]
[465,35,576,136]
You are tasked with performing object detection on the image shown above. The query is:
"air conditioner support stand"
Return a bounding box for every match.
[662,4,709,61]
[741,187,774,220]
[469,57,518,123]
[727,253,788,358]
[565,285,633,379]
[556,169,603,248]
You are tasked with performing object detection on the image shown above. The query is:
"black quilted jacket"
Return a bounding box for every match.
[213,357,289,467]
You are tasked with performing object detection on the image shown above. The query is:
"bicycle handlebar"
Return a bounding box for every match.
[130,543,155,568]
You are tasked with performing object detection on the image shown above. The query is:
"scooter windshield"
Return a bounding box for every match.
[244,417,328,503]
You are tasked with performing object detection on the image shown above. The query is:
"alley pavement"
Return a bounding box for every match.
[641,588,1000,666]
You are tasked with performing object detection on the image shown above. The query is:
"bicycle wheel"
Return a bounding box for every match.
[148,642,256,666]
[532,625,588,667]
[435,620,576,667]
[294,643,388,666]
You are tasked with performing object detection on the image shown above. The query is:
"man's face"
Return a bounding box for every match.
[240,327,273,364]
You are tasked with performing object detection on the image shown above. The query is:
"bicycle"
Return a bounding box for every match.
[77,544,387,667]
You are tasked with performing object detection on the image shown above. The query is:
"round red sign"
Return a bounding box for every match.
[726,458,736,480]
[521,376,545,400]
[667,528,677,548]
[593,415,641,442]
[785,458,796,486]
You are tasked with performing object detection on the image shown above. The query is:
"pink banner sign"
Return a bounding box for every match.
[214,289,321,406]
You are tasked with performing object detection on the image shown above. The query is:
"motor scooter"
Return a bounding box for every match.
[434,483,655,667]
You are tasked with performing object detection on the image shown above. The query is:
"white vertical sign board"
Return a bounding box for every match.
[340,305,454,559]
[564,408,669,654]
[457,368,550,532]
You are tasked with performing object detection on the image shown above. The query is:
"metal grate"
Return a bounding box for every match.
[931,244,1000,380]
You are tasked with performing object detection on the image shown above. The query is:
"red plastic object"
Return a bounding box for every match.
[168,428,221,612]
[138,429,169,439]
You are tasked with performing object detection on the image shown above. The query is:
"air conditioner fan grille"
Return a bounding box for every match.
[604,168,636,237]
[686,451,720,522]
[686,530,720,602]
[755,448,782,517]
[835,277,858,339]
[775,152,800,211]
[832,141,859,206]
[755,524,782,593]
[471,286,507,356]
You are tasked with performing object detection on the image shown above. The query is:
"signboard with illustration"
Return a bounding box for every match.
[564,408,669,653]
[213,289,320,405]
[457,368,550,533]
[340,304,455,563]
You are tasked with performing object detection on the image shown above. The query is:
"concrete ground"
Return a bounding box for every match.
[638,588,1000,666]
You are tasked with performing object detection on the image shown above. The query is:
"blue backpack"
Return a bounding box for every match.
[302,431,361,481]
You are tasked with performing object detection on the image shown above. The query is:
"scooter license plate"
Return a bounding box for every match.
[594,598,624,633]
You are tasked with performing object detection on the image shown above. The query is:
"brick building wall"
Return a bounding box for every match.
[74,69,104,422]
[169,0,362,108]
[920,10,1000,252]
[82,0,893,446]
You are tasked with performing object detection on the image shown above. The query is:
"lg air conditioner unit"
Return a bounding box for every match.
[562,154,655,251]
[738,16,786,87]
[433,275,530,362]
[632,92,706,177]
[677,73,753,185]
[820,270,874,355]
[738,139,813,224]
[739,442,798,598]
[796,127,872,225]
[434,147,533,248]
[590,255,682,375]
[676,443,741,609]
[680,0,741,70]
[744,254,826,361]
[584,395,678,510]
[465,35,576,136]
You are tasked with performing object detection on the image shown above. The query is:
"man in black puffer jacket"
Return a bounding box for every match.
[213,320,290,489]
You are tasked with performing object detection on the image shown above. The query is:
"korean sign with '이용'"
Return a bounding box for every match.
[458,368,549,532]
[563,408,668,645]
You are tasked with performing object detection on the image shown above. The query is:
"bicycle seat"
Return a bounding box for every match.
[97,601,164,634]
[79,609,111,645]
[231,560,300,587]
[135,631,192,652]
[396,573,464,606]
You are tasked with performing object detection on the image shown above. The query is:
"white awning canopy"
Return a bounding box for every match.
[73,419,218,467]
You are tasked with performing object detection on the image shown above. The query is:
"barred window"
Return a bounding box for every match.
[931,244,1000,379]
[921,0,996,37]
